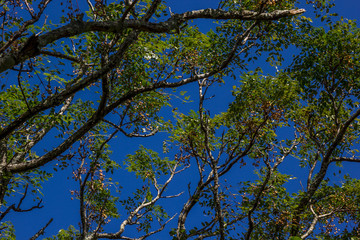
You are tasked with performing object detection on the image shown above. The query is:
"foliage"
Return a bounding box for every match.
[44,225,80,240]
[0,0,359,240]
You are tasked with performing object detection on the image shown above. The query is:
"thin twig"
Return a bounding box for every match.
[17,63,32,112]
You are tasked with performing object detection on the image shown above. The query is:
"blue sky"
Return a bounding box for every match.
[7,0,360,239]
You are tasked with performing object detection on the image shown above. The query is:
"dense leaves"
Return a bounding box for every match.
[0,0,359,239]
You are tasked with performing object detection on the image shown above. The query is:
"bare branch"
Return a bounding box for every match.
[0,184,43,221]
[13,185,43,213]
[23,0,35,18]
[0,204,14,221]
[120,0,139,22]
[86,0,95,14]
[330,156,360,163]
[29,218,53,240]
[301,205,334,239]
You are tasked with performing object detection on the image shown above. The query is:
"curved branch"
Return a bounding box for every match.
[0,8,305,73]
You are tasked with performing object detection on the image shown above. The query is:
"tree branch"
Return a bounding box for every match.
[301,205,333,239]
[4,14,256,173]
[29,218,53,240]
[96,163,179,239]
[0,31,139,142]
[0,8,304,73]
[104,119,159,138]
[40,50,81,62]
[291,107,360,236]
[330,156,360,163]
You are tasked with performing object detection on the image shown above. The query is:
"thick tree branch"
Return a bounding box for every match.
[143,0,162,22]
[330,156,360,163]
[179,8,305,21]
[0,8,304,73]
[4,11,261,174]
[121,0,139,22]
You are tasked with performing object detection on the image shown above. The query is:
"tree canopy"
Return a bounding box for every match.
[0,0,360,239]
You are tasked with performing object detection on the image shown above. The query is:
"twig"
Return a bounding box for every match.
[40,50,81,62]
[17,63,32,112]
